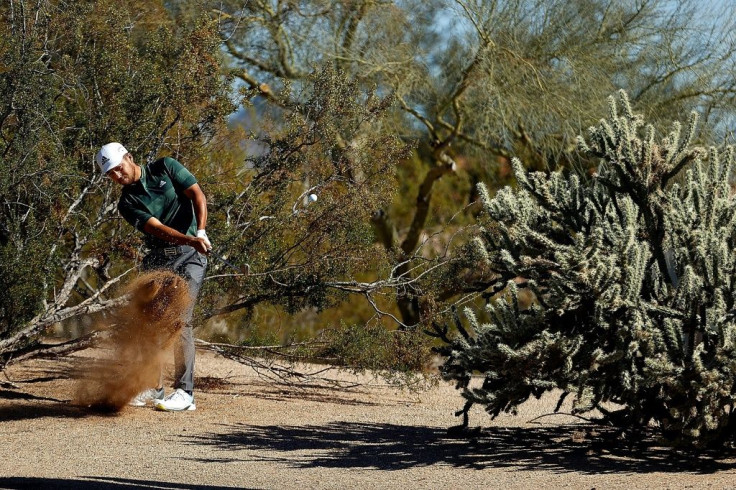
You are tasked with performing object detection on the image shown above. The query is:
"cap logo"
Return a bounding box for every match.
[101,156,110,164]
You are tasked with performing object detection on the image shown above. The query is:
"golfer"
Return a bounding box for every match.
[96,142,211,412]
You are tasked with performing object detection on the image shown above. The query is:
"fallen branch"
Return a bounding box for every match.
[1,330,108,368]
[195,338,363,390]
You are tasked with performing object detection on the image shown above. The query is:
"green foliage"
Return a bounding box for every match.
[435,91,736,447]
[0,2,61,336]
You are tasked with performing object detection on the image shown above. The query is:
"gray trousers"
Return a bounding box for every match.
[142,245,207,392]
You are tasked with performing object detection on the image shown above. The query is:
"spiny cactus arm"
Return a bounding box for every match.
[640,301,686,320]
[479,272,520,301]
[426,321,453,344]
[662,151,702,190]
[607,190,633,231]
[509,158,567,217]
[594,173,628,195]
[638,198,672,288]
[661,112,701,188]
[452,305,472,341]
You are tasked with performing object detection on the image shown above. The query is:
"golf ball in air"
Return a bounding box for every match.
[308,193,318,202]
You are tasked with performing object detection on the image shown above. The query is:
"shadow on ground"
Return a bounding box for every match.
[0,476,248,489]
[243,384,382,406]
[0,399,127,421]
[0,389,65,403]
[198,376,383,407]
[0,400,89,421]
[182,421,736,474]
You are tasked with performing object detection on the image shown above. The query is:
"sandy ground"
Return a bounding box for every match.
[2,346,736,490]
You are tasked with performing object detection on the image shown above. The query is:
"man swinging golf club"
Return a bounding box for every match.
[97,142,211,411]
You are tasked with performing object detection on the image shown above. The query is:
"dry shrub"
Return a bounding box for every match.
[319,322,434,374]
[74,270,192,412]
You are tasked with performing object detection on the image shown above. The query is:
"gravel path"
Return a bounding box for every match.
[1,347,736,489]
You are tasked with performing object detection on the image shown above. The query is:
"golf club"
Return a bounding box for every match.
[210,250,250,275]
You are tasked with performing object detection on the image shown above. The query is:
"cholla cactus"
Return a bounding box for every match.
[434,91,736,447]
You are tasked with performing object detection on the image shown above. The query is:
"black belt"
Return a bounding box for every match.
[153,245,189,257]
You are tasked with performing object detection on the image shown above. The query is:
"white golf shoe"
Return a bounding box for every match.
[154,388,196,411]
[129,387,165,407]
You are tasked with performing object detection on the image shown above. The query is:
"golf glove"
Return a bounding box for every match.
[197,229,212,251]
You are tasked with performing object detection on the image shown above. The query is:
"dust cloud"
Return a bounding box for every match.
[74,270,192,412]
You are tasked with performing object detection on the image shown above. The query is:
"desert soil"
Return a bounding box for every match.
[2,346,736,490]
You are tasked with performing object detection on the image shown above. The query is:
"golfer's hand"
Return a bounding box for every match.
[196,229,213,252]
[191,237,210,254]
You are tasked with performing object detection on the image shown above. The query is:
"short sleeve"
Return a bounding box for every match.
[118,195,153,232]
[163,157,197,192]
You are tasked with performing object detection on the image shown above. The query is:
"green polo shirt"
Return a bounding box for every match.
[118,157,198,249]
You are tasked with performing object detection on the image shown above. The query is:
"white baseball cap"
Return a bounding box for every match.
[96,142,128,174]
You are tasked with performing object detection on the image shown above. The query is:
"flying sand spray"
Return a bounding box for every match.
[74,271,192,411]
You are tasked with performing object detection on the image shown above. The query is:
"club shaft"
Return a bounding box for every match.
[211,252,242,273]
